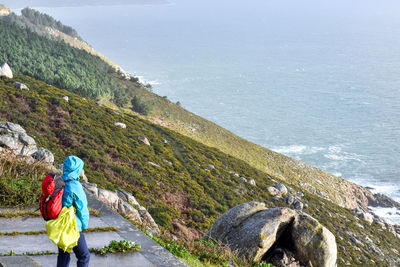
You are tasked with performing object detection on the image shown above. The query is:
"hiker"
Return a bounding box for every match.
[57,156,90,267]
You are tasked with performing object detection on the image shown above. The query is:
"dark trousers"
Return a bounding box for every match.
[57,232,90,267]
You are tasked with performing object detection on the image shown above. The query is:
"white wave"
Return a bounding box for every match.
[369,206,400,225]
[272,145,324,155]
[134,75,161,86]
[332,172,342,177]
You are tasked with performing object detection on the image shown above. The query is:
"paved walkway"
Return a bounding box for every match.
[0,193,187,267]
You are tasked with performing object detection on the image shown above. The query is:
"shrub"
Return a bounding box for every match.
[131,96,153,115]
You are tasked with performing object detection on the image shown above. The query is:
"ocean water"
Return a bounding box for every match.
[14,0,400,220]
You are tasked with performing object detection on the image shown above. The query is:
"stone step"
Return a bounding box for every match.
[0,216,109,233]
[29,251,155,267]
[0,255,38,267]
[0,232,124,254]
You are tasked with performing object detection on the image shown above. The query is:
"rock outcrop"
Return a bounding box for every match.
[0,122,54,163]
[206,202,337,267]
[0,63,13,78]
[82,182,160,235]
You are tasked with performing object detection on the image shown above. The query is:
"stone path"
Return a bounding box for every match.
[0,193,187,267]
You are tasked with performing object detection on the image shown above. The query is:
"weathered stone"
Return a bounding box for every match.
[0,134,22,151]
[97,189,120,210]
[275,183,288,196]
[118,199,142,224]
[13,82,29,90]
[207,164,215,169]
[293,200,304,211]
[138,136,150,145]
[117,190,140,206]
[3,122,26,133]
[32,147,54,163]
[140,210,160,234]
[285,195,295,205]
[266,186,280,196]
[162,139,168,144]
[205,201,266,241]
[114,122,126,129]
[82,182,98,197]
[18,133,36,146]
[20,144,37,156]
[224,207,297,261]
[248,179,256,186]
[292,213,337,267]
[0,63,13,78]
[63,96,69,102]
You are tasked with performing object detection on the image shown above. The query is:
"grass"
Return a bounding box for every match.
[90,240,141,255]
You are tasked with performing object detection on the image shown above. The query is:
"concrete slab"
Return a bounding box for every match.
[30,251,155,267]
[0,255,39,267]
[0,216,109,233]
[0,232,124,254]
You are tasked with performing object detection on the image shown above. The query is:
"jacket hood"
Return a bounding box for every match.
[62,156,84,181]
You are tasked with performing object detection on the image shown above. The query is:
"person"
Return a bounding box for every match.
[57,156,90,267]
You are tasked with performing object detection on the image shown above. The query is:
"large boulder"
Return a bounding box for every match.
[292,213,337,267]
[118,199,142,224]
[224,208,297,261]
[0,122,26,133]
[114,122,126,129]
[205,201,266,241]
[0,63,13,78]
[206,202,337,266]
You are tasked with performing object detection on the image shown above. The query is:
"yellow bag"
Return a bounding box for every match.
[46,206,80,253]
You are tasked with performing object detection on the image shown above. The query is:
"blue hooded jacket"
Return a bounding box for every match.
[62,156,89,232]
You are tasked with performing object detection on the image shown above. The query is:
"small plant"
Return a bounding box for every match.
[256,261,275,267]
[91,240,141,255]
[89,208,100,217]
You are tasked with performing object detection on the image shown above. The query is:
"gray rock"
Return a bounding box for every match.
[117,190,140,207]
[285,195,295,205]
[18,132,36,146]
[0,122,26,133]
[32,147,54,163]
[266,186,280,196]
[207,164,215,169]
[0,134,23,151]
[0,63,13,78]
[63,96,69,102]
[118,199,142,224]
[98,189,120,210]
[224,207,297,261]
[162,139,168,144]
[140,210,160,234]
[239,177,248,183]
[275,183,288,196]
[114,122,126,129]
[148,161,161,168]
[248,179,256,186]
[13,82,29,90]
[205,201,266,241]
[292,213,337,267]
[293,200,304,211]
[138,135,150,146]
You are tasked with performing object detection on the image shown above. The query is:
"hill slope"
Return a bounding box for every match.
[0,9,378,210]
[1,74,400,266]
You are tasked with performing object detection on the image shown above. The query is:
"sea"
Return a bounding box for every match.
[8,0,400,223]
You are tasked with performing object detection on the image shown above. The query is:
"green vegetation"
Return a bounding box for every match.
[0,18,123,99]
[0,154,50,207]
[131,95,154,115]
[1,75,400,266]
[91,240,141,255]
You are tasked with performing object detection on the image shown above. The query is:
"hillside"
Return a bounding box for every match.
[1,74,400,266]
[0,8,379,211]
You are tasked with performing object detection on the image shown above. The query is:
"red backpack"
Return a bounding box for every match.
[39,173,72,221]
